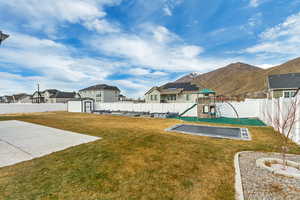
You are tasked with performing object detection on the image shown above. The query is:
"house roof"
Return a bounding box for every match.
[50,91,76,99]
[80,84,120,92]
[145,86,159,95]
[268,73,300,90]
[145,82,200,95]
[160,82,199,91]
[44,89,59,94]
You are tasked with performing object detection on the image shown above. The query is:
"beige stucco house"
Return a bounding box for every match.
[145,82,200,103]
[79,84,120,103]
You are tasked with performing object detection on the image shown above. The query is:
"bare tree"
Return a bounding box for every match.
[263,95,300,169]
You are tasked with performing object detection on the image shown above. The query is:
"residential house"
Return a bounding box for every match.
[79,84,120,103]
[267,73,300,99]
[32,89,76,103]
[145,82,201,103]
[0,95,13,103]
[12,93,32,103]
[48,91,77,103]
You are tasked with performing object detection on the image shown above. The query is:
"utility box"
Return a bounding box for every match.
[68,98,95,113]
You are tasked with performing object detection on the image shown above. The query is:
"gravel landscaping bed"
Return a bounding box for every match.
[238,151,300,200]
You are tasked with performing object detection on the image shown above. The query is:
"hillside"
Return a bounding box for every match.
[175,57,300,98]
[266,57,300,75]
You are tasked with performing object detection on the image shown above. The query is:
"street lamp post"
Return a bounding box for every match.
[0,31,9,45]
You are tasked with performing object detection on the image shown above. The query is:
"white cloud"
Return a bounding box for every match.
[245,12,300,56]
[151,26,179,43]
[84,19,120,33]
[0,30,174,98]
[248,12,262,27]
[127,68,168,77]
[163,7,172,16]
[162,0,184,16]
[114,79,147,90]
[259,64,275,69]
[0,0,122,35]
[151,71,168,76]
[0,31,127,95]
[91,24,233,73]
[179,46,204,58]
[128,68,151,76]
[249,0,261,7]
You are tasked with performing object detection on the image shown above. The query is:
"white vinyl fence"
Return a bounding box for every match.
[0,103,67,114]
[259,97,300,144]
[95,102,197,116]
[216,99,262,118]
[94,101,261,118]
[95,99,264,118]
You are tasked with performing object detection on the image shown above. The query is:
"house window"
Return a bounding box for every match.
[150,95,153,100]
[284,91,291,98]
[291,91,296,97]
[154,95,157,100]
[96,94,101,97]
[284,91,297,98]
[186,94,190,101]
[168,95,176,101]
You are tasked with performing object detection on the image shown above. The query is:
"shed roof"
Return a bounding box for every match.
[268,73,300,90]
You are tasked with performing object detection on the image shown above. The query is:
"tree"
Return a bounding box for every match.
[263,94,300,169]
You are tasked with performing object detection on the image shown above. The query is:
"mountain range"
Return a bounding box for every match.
[175,57,300,98]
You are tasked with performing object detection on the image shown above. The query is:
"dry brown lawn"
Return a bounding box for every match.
[0,112,299,200]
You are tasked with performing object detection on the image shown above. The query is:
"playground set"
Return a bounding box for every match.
[176,88,265,126]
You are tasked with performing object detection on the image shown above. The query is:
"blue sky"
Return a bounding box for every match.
[0,0,300,97]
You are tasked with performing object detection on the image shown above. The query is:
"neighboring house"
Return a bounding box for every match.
[32,89,76,103]
[267,73,300,99]
[79,84,120,103]
[0,95,13,103]
[48,91,77,103]
[12,93,32,103]
[145,82,201,103]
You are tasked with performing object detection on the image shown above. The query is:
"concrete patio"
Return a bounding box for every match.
[0,120,100,168]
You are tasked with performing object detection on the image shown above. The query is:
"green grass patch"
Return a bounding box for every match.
[173,116,266,126]
[0,112,297,200]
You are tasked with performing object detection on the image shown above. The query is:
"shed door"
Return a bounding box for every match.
[84,101,92,113]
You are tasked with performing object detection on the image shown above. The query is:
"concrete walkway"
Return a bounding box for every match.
[0,120,100,168]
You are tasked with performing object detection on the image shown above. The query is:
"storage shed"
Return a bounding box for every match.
[68,98,95,113]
